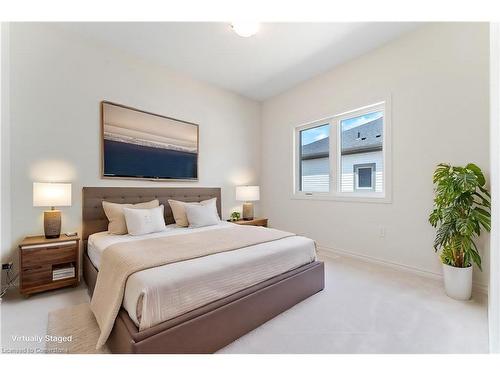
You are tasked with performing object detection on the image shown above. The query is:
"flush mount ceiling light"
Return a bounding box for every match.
[230,21,260,37]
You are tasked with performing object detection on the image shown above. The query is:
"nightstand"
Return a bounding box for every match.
[19,235,80,296]
[228,218,268,227]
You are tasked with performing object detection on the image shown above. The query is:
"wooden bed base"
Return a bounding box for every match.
[81,187,325,354]
[83,252,324,354]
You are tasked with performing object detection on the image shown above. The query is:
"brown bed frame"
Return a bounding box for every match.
[82,187,324,354]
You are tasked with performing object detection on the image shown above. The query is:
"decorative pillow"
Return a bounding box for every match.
[185,203,220,228]
[123,205,166,236]
[168,198,219,227]
[102,199,159,235]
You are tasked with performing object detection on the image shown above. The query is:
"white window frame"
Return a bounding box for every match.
[292,98,392,203]
[294,119,334,197]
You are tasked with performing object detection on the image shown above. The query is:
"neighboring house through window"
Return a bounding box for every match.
[299,124,330,192]
[294,101,390,202]
[340,112,383,193]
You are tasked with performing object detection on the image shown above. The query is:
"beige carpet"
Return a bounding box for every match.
[46,303,110,354]
[30,256,487,354]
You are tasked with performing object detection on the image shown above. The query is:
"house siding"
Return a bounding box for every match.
[301,157,329,192]
[301,150,383,192]
[341,151,383,192]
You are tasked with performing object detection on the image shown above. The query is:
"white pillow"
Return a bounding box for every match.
[185,203,220,228]
[168,197,220,227]
[102,199,159,234]
[194,198,219,219]
[123,205,166,236]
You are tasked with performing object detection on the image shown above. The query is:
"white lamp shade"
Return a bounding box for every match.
[33,182,72,207]
[236,186,260,202]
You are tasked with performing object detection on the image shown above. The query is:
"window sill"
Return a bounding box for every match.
[291,193,392,204]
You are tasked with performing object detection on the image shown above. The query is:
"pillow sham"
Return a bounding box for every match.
[185,203,220,228]
[168,198,219,227]
[123,205,166,236]
[102,199,159,235]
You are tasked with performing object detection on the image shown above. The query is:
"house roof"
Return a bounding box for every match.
[301,137,330,159]
[341,117,383,155]
[301,117,383,159]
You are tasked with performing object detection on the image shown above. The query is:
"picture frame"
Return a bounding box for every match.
[100,101,199,181]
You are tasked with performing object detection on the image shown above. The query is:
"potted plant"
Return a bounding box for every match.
[230,211,241,222]
[429,163,491,300]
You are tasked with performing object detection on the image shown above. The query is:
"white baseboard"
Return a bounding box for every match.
[317,245,488,295]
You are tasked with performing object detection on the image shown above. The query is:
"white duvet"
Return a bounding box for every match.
[88,222,316,331]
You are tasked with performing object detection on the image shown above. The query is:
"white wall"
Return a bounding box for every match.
[1,23,11,271]
[4,23,261,267]
[489,22,500,353]
[261,23,490,287]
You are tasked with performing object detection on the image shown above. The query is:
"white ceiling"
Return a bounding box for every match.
[58,22,421,101]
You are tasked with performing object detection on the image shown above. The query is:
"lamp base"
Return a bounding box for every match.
[242,202,254,221]
[44,210,61,239]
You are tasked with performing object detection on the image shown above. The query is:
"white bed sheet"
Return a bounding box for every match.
[88,223,186,269]
[87,222,316,331]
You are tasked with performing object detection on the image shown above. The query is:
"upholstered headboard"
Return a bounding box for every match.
[82,187,222,242]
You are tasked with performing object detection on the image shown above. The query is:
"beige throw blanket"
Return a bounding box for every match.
[90,225,295,348]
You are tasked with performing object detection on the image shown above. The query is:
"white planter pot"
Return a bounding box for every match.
[442,263,473,300]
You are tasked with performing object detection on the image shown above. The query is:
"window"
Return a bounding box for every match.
[294,101,390,202]
[298,123,330,192]
[340,110,383,193]
[354,163,375,191]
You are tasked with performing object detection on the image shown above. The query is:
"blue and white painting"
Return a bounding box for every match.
[102,102,198,180]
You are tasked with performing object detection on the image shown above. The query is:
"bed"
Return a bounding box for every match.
[82,187,324,354]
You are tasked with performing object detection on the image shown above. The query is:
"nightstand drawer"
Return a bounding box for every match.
[19,235,80,296]
[21,265,52,289]
[22,244,77,268]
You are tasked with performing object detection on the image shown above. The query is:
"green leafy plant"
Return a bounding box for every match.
[230,211,241,221]
[429,163,491,270]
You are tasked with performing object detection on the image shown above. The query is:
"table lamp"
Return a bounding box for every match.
[33,182,72,238]
[236,185,260,220]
